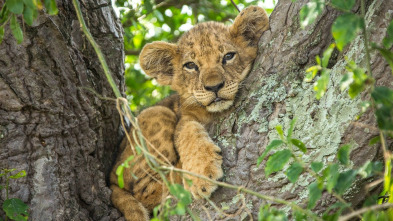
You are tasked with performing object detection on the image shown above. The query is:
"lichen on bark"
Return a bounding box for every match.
[188,0,393,219]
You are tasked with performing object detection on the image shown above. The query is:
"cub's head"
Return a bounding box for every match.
[140,6,269,112]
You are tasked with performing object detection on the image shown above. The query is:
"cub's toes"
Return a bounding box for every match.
[193,179,218,199]
[205,164,224,181]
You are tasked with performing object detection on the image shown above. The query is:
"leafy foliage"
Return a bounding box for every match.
[299,0,325,28]
[151,184,194,220]
[330,0,355,12]
[371,87,393,130]
[0,0,58,44]
[337,144,351,165]
[340,60,370,99]
[332,13,364,51]
[307,182,322,209]
[286,162,303,183]
[2,198,28,221]
[1,169,29,221]
[258,204,288,221]
[115,155,135,188]
[257,139,283,166]
[264,149,292,177]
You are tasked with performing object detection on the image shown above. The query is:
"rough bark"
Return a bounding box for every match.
[184,0,393,220]
[0,0,124,220]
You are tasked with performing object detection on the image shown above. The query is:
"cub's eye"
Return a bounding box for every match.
[183,62,198,71]
[222,52,236,65]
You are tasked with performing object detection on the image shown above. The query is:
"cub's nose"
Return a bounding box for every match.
[204,82,224,93]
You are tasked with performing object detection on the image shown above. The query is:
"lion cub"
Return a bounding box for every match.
[110,6,269,220]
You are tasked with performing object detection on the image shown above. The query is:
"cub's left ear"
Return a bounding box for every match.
[230,6,269,46]
[139,41,178,85]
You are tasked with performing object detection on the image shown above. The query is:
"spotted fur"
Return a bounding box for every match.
[110,6,269,220]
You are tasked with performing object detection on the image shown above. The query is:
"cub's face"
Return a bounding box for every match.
[140,6,269,113]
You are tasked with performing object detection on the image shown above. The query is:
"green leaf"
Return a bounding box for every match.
[6,0,24,15]
[0,5,10,24]
[257,140,284,167]
[121,155,135,168]
[373,45,393,76]
[2,198,29,221]
[337,144,351,165]
[322,43,335,68]
[143,0,153,13]
[332,13,364,51]
[383,19,393,48]
[169,184,192,206]
[323,163,340,193]
[293,210,308,221]
[358,161,383,178]
[173,203,186,215]
[299,0,325,28]
[275,125,285,141]
[287,118,296,140]
[0,27,4,44]
[340,60,369,98]
[322,202,349,221]
[115,165,125,188]
[316,55,321,65]
[360,101,371,114]
[311,161,323,173]
[340,72,353,91]
[286,162,303,183]
[153,10,164,22]
[43,0,58,15]
[307,182,322,209]
[369,136,380,146]
[313,69,330,99]
[304,65,321,82]
[371,87,393,130]
[10,14,23,44]
[290,139,307,153]
[334,169,357,195]
[347,74,367,98]
[331,0,355,11]
[23,5,37,26]
[9,170,26,179]
[372,86,393,106]
[115,155,134,188]
[23,0,35,9]
[265,149,292,177]
[258,204,289,221]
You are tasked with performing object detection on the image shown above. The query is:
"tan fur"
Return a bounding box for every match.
[110,6,269,220]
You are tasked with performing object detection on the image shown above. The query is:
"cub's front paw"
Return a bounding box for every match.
[182,147,223,199]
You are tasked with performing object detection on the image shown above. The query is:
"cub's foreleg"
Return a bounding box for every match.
[110,106,179,220]
[175,119,223,199]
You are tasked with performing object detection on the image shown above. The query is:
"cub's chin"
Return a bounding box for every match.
[206,99,234,113]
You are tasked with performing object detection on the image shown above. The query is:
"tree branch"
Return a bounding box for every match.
[338,203,393,221]
[125,49,142,56]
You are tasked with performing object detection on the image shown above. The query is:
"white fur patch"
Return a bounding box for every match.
[206,100,234,112]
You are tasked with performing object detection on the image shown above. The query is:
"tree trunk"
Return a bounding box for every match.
[0,0,124,220]
[188,0,393,219]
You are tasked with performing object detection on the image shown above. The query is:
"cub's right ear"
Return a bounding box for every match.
[230,6,269,46]
[140,41,178,85]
